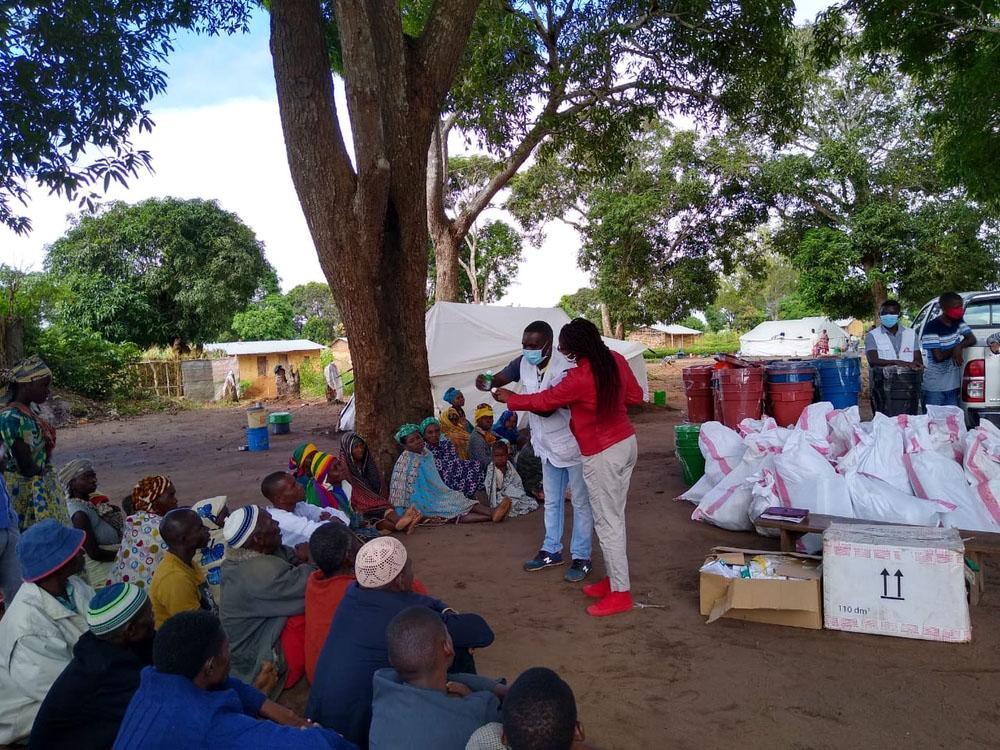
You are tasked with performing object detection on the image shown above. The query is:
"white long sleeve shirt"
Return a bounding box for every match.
[266,502,349,547]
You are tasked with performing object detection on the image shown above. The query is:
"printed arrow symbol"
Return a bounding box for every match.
[894,569,904,599]
[881,568,889,597]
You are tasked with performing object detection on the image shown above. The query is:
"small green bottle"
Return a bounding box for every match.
[483,370,493,388]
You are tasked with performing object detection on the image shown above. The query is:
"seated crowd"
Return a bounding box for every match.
[0,396,600,749]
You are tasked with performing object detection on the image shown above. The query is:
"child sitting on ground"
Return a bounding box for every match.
[304,523,357,683]
[465,667,597,750]
[370,606,505,749]
[261,471,349,547]
[484,441,538,518]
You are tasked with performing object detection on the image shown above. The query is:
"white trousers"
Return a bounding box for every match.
[581,435,637,592]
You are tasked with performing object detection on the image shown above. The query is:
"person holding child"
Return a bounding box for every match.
[484,441,537,518]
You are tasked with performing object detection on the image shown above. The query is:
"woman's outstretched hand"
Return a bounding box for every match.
[492,387,513,403]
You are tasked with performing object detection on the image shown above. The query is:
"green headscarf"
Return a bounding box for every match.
[419,417,439,435]
[395,423,420,444]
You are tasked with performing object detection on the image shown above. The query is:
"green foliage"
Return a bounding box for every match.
[1,266,66,361]
[449,0,803,166]
[642,332,741,358]
[35,324,141,400]
[844,2,1000,206]
[756,50,1000,316]
[558,288,603,329]
[45,198,278,347]
[679,316,706,333]
[713,246,814,329]
[285,282,342,341]
[703,306,729,333]
[230,294,296,341]
[511,124,769,332]
[298,349,355,399]
[428,219,523,303]
[460,220,523,303]
[0,1,252,234]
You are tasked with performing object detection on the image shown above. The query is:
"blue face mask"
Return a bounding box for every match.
[880,314,899,328]
[523,347,547,366]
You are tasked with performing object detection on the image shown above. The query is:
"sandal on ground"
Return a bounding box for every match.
[491,497,512,523]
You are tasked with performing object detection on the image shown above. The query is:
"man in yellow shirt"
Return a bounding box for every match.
[150,508,215,628]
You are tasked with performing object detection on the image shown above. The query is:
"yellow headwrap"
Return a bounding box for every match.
[474,403,494,423]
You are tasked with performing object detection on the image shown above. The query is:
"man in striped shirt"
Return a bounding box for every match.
[919,291,976,406]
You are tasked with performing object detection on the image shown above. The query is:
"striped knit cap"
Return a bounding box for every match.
[87,583,148,636]
[223,505,260,549]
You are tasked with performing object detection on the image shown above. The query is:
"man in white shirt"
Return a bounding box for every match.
[260,471,349,547]
[476,321,593,583]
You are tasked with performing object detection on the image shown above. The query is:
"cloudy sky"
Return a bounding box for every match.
[1,1,833,307]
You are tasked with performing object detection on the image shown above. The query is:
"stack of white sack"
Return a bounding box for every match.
[681,403,1000,536]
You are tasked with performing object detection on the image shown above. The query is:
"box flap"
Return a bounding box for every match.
[711,545,822,561]
[727,578,820,613]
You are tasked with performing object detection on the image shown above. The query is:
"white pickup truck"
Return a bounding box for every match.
[912,291,1000,427]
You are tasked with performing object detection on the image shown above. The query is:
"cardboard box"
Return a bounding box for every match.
[699,547,823,630]
[823,524,970,643]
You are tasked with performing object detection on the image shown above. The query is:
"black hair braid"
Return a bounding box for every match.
[559,318,620,418]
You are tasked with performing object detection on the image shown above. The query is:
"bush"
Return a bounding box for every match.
[299,350,355,399]
[35,324,141,399]
[641,331,741,359]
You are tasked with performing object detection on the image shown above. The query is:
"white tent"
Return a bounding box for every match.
[739,317,849,358]
[339,302,650,430]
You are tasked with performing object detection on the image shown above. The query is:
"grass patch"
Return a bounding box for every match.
[642,331,741,359]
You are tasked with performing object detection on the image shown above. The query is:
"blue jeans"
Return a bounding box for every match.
[923,389,961,407]
[541,460,593,560]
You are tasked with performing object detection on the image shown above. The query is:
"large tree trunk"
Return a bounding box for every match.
[600,303,613,337]
[432,224,462,302]
[269,0,479,476]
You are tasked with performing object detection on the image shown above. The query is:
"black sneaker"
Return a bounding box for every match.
[563,559,592,583]
[523,550,564,572]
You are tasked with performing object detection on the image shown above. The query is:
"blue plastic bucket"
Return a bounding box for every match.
[765,361,817,384]
[813,357,861,407]
[247,426,270,452]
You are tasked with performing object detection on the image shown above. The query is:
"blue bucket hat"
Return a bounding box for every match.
[16,519,85,583]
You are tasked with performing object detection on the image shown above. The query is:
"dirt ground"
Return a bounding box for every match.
[54,362,1000,750]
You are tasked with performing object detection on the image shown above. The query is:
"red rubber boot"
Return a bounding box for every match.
[582,576,610,599]
[586,590,633,617]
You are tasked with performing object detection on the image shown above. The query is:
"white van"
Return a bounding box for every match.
[912,291,1000,427]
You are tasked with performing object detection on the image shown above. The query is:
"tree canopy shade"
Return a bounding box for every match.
[45,197,277,348]
[509,124,768,336]
[285,282,342,341]
[838,0,1000,206]
[230,294,297,341]
[756,50,1000,317]
[0,0,252,234]
[425,0,804,300]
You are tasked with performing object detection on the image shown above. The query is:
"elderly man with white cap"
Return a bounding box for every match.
[219,505,315,699]
[307,536,495,748]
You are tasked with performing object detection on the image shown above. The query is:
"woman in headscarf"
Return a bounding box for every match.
[290,442,389,533]
[107,476,179,590]
[483,439,538,518]
[467,403,498,468]
[491,410,520,446]
[438,387,474,460]
[191,495,230,602]
[389,424,510,532]
[420,417,484,500]
[339,431,392,519]
[0,356,68,529]
[59,458,122,589]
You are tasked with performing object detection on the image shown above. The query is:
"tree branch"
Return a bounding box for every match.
[417,0,484,105]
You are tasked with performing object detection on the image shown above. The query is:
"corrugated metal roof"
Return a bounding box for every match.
[648,323,703,335]
[203,339,326,356]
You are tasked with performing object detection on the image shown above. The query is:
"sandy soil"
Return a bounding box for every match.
[54,363,1000,750]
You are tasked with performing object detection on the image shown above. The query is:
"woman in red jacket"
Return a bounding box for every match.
[494,318,644,617]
